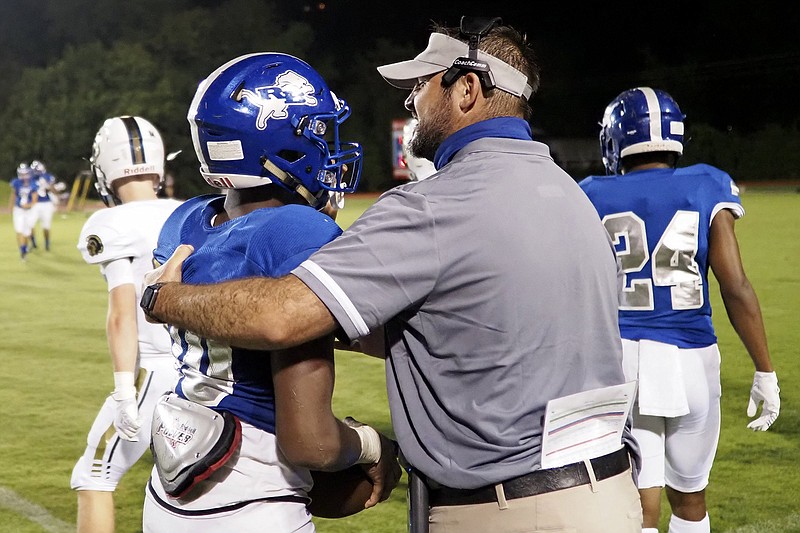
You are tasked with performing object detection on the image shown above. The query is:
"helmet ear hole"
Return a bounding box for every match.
[276,150,304,164]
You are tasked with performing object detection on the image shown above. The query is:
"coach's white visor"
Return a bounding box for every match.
[377,33,533,99]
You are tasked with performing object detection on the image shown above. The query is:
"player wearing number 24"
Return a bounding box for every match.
[579,87,780,533]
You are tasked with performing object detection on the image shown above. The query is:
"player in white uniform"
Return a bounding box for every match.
[71,116,182,533]
[30,160,58,251]
[580,87,780,533]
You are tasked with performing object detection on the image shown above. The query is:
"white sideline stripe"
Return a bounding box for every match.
[725,513,800,532]
[0,486,73,532]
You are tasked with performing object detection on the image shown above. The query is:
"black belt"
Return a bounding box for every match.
[428,447,630,507]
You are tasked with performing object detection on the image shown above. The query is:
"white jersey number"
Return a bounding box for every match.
[603,210,703,311]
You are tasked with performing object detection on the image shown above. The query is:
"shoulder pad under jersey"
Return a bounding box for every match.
[77,207,143,265]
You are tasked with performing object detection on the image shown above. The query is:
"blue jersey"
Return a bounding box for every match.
[10,178,35,207]
[35,172,56,202]
[579,164,744,348]
[154,194,342,433]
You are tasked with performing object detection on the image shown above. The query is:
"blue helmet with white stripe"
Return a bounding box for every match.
[600,87,685,174]
[188,53,362,209]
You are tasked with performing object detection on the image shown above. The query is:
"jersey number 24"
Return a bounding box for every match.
[602,210,703,311]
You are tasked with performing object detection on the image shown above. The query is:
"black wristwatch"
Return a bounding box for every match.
[140,282,167,320]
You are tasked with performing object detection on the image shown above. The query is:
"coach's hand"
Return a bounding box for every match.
[142,245,194,323]
[112,371,141,441]
[747,371,780,431]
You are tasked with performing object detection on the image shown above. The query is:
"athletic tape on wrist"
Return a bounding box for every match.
[354,425,382,464]
[113,371,136,400]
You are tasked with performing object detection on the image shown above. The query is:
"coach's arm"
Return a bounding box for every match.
[143,244,338,351]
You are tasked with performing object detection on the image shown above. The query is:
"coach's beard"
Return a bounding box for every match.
[410,108,452,163]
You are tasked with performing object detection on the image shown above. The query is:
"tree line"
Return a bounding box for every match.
[0,0,414,197]
[1,0,797,200]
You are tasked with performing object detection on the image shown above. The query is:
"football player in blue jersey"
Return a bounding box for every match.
[579,87,780,533]
[140,53,401,532]
[30,160,58,251]
[9,163,38,260]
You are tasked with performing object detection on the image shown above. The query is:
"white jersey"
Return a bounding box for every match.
[77,199,182,359]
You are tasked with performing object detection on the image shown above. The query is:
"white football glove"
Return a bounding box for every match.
[112,372,141,441]
[746,371,780,431]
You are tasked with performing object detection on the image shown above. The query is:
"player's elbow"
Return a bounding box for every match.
[719,277,757,307]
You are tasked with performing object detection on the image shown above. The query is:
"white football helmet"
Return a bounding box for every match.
[90,116,165,206]
[402,118,435,181]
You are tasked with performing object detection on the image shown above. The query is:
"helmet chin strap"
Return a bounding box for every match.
[261,158,325,208]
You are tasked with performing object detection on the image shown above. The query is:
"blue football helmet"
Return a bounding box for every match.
[600,87,685,174]
[188,53,362,209]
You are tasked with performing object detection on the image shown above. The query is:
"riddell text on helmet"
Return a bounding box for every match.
[124,165,157,175]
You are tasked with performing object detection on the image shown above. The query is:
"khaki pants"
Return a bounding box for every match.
[428,468,642,533]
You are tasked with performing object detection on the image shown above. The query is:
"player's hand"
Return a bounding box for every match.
[747,371,780,431]
[344,416,402,508]
[112,372,141,441]
[113,396,141,441]
[143,244,194,287]
[112,371,141,441]
[365,432,402,507]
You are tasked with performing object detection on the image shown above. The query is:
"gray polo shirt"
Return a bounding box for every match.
[293,137,628,489]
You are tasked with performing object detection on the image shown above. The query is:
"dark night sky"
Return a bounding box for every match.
[298,1,800,66]
[2,1,798,148]
[293,1,800,136]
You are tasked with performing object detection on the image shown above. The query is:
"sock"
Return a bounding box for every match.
[45,238,50,251]
[643,528,659,533]
[668,513,709,533]
[30,235,37,248]
[20,244,28,258]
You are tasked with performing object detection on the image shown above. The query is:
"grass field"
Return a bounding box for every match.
[0,190,798,533]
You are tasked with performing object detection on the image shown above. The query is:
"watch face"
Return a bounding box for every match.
[141,284,160,312]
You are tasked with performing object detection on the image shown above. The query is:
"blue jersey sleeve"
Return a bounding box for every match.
[675,164,744,221]
[245,204,343,276]
[154,194,222,265]
[164,200,343,284]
